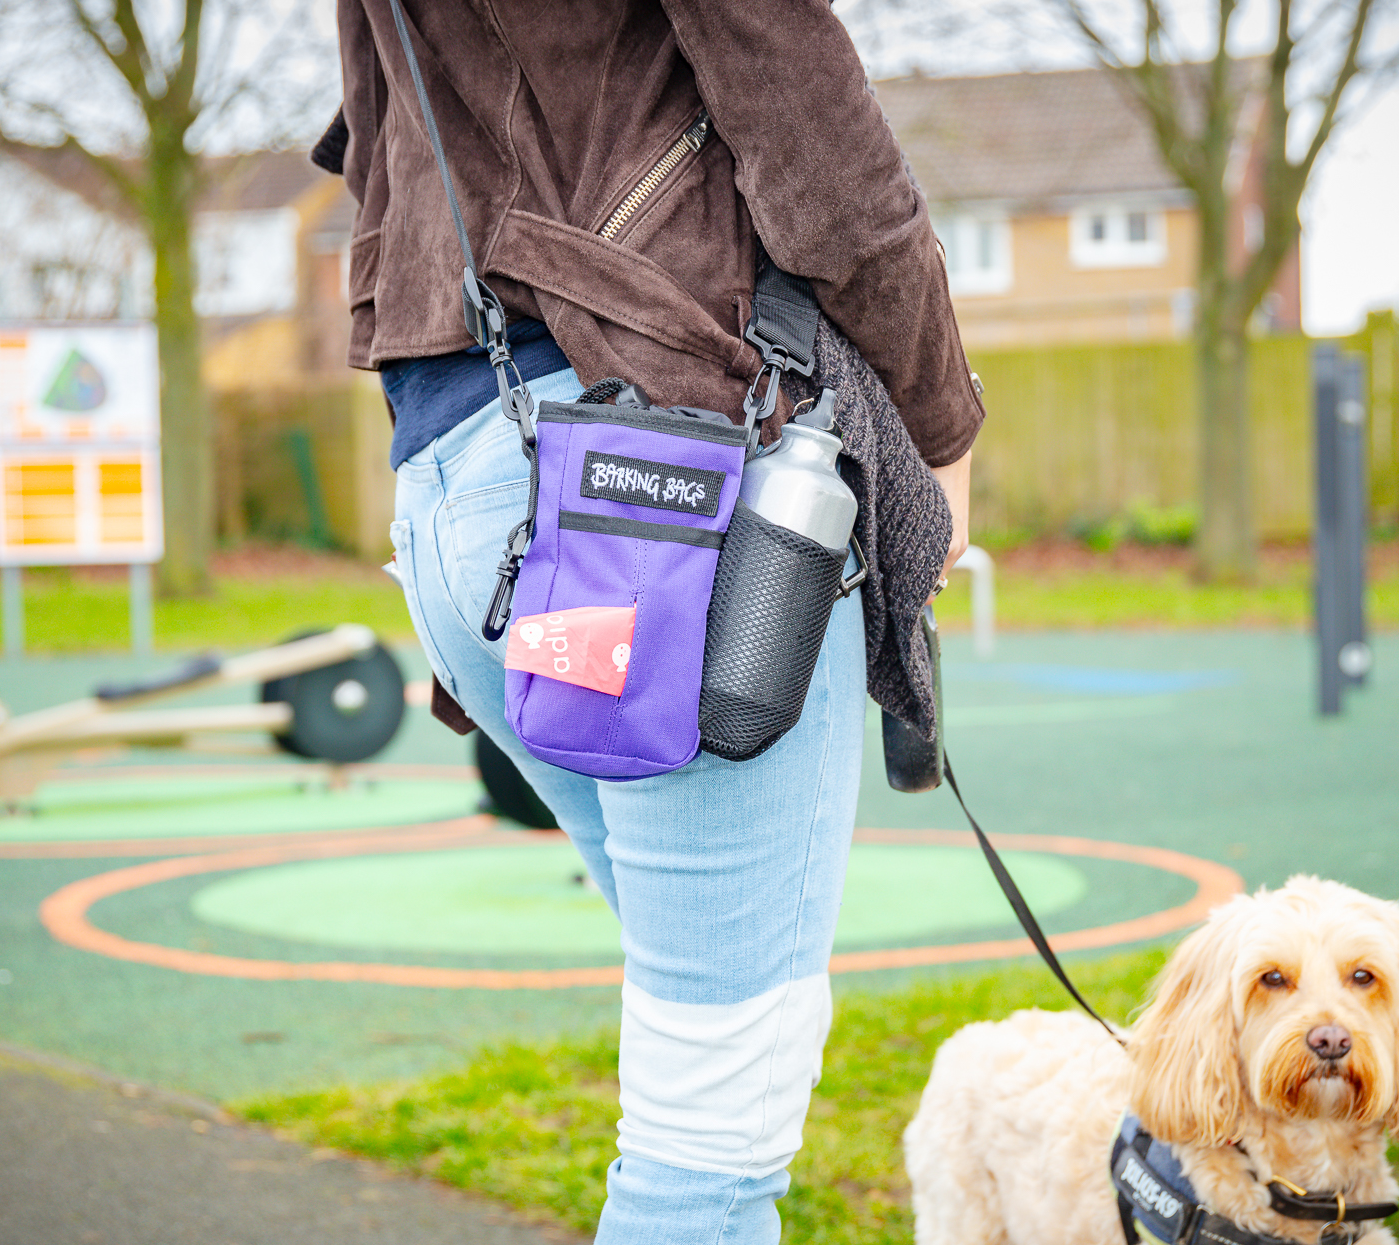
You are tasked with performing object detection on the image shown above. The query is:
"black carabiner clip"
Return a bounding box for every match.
[481,526,530,641]
[742,353,787,451]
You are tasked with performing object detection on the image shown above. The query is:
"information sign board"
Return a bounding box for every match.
[0,324,162,566]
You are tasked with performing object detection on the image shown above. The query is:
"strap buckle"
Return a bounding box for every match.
[462,270,497,350]
[744,320,816,379]
[1175,1204,1205,1245]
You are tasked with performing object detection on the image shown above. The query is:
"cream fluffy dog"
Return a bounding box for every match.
[905,877,1399,1245]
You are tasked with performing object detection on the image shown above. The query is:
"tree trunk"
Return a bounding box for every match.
[1192,183,1256,582]
[1194,311,1255,580]
[146,136,212,596]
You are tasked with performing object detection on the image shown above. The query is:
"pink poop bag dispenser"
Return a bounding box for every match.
[505,606,636,698]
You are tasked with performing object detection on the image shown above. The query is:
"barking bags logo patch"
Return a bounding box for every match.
[505,605,636,697]
[580,450,724,517]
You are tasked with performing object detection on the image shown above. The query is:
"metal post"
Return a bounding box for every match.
[129,563,153,656]
[2,566,22,659]
[1337,356,1370,686]
[1314,345,1342,715]
[953,545,997,659]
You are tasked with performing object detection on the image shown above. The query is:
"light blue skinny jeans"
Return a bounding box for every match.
[390,367,866,1244]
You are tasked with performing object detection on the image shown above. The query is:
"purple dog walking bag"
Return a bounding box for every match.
[387,0,849,779]
[503,402,747,777]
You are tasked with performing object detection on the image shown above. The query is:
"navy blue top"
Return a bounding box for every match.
[382,318,570,469]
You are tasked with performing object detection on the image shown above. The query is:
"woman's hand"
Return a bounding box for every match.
[929,447,972,588]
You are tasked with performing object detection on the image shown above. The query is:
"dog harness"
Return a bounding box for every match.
[1111,1113,1397,1245]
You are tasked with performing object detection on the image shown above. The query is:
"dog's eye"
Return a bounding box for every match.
[1261,969,1287,988]
[1352,969,1374,986]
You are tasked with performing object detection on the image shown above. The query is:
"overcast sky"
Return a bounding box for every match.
[835,0,1399,336]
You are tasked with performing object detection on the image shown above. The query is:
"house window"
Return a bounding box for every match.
[1070,203,1167,269]
[932,212,1012,296]
[193,208,298,317]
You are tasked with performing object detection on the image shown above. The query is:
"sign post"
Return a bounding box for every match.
[1313,343,1370,715]
[0,324,162,656]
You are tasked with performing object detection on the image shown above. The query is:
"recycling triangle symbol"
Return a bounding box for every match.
[42,348,108,412]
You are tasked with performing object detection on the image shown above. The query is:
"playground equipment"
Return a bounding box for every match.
[953,544,995,658]
[1313,344,1371,715]
[474,730,559,829]
[0,625,404,808]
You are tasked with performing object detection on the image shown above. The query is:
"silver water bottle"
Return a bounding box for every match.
[699,389,864,760]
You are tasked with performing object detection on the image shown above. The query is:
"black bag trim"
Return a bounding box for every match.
[558,510,725,548]
[537,402,748,446]
[580,449,724,517]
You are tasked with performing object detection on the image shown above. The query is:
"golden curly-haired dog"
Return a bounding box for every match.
[905,877,1399,1245]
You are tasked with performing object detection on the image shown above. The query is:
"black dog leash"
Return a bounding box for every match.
[943,755,1126,1047]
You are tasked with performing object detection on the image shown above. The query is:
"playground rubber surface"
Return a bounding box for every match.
[0,631,1395,1102]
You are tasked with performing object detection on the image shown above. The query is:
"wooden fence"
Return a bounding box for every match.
[966,310,1396,541]
[212,311,1397,555]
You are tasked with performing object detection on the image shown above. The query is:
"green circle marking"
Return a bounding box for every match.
[193,843,618,956]
[189,843,1087,957]
[9,777,482,842]
[835,843,1086,947]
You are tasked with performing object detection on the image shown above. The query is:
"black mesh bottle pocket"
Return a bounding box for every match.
[699,499,846,761]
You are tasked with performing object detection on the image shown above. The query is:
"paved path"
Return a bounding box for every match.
[0,1046,583,1245]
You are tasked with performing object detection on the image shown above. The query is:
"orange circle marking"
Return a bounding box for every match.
[38,823,1243,990]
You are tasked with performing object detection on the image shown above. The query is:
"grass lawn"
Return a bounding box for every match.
[238,949,1167,1243]
[934,537,1399,631]
[10,538,1396,655]
[11,546,415,655]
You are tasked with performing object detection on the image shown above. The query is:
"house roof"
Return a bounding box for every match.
[199,150,328,213]
[874,64,1211,209]
[1,144,333,219]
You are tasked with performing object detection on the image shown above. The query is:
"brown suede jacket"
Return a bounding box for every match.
[338,0,985,467]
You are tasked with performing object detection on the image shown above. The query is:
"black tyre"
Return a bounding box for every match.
[474,731,559,829]
[261,634,405,763]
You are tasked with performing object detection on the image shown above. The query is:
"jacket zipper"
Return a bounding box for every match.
[598,111,710,241]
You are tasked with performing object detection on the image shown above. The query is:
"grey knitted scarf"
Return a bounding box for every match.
[785,315,951,741]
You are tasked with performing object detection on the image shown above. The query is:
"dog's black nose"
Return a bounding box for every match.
[1307,1024,1352,1060]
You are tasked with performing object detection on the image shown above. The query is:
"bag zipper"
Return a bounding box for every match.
[598,111,710,241]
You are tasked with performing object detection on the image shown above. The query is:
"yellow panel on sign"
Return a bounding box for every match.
[98,459,143,544]
[4,462,77,545]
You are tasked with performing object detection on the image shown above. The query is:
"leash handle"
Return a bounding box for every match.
[944,755,1125,1047]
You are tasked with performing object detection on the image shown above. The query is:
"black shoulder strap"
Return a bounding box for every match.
[747,241,819,376]
[741,241,820,447]
[386,0,493,348]
[385,0,541,641]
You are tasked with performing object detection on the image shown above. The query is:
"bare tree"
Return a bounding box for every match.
[1063,0,1393,579]
[0,0,336,594]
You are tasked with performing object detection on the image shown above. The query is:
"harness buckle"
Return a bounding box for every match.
[1175,1204,1204,1245]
